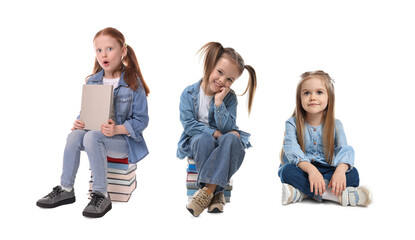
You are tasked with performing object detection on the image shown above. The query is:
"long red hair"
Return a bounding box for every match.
[88,27,150,96]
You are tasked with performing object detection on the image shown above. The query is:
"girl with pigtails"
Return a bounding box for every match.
[177,42,257,217]
[37,27,150,218]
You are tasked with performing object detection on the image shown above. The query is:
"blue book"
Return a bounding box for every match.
[107,162,132,170]
[186,164,197,173]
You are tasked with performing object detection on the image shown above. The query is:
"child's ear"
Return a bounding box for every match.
[122,46,127,58]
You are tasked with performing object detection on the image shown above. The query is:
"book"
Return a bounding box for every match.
[107,164,137,174]
[89,180,137,194]
[80,84,114,130]
[107,170,136,181]
[186,172,198,182]
[107,162,135,170]
[107,156,129,164]
[107,175,136,185]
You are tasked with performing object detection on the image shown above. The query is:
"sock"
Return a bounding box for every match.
[322,187,340,203]
[60,185,73,192]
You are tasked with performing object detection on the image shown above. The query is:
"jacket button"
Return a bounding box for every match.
[314,142,316,145]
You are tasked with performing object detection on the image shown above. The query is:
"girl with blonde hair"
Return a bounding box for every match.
[279,70,372,206]
[177,42,257,217]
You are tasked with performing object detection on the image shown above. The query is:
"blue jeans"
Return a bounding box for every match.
[60,130,129,194]
[278,162,360,198]
[189,133,245,194]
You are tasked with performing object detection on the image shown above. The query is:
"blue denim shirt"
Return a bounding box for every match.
[177,81,251,159]
[282,117,354,169]
[84,70,149,163]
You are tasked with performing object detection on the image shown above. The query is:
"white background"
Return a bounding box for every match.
[1,0,414,239]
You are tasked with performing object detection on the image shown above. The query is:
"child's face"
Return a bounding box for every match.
[93,35,126,78]
[300,76,329,116]
[204,56,240,96]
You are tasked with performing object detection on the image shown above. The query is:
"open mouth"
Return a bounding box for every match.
[103,60,109,66]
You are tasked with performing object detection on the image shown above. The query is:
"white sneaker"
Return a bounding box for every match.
[341,186,373,207]
[282,183,305,205]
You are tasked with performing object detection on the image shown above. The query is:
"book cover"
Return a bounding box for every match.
[80,84,114,130]
[89,180,137,194]
[107,164,137,174]
[107,162,134,170]
[107,171,136,181]
[107,156,129,164]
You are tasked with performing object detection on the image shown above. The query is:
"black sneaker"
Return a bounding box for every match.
[36,186,76,208]
[82,192,112,218]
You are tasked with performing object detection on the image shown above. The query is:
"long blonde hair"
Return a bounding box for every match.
[198,42,257,114]
[281,70,336,165]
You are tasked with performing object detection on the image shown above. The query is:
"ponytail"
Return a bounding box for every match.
[123,45,150,96]
[198,41,257,114]
[242,65,257,115]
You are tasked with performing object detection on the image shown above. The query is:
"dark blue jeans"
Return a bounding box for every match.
[278,162,360,198]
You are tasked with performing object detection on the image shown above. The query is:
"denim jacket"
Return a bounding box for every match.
[177,81,251,159]
[282,117,354,169]
[84,70,149,163]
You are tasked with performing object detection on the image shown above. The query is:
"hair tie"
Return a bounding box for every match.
[125,43,128,48]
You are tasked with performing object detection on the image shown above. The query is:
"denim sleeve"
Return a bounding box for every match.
[283,118,310,166]
[179,90,216,136]
[123,87,149,142]
[213,94,237,133]
[333,120,355,170]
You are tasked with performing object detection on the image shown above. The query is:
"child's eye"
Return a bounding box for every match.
[227,78,233,83]
[317,90,324,95]
[218,70,223,75]
[107,47,112,51]
[96,49,102,53]
[303,92,310,95]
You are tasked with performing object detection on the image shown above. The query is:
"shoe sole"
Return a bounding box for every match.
[82,203,112,218]
[207,207,223,213]
[36,197,76,208]
[186,206,198,217]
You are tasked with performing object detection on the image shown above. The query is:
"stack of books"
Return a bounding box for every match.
[186,158,233,202]
[89,156,137,202]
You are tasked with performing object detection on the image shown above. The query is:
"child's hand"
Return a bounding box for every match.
[229,130,240,138]
[308,169,326,196]
[214,86,231,107]
[329,163,348,196]
[213,130,223,138]
[101,119,116,137]
[71,120,85,131]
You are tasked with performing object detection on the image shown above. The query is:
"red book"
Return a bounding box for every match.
[107,156,129,164]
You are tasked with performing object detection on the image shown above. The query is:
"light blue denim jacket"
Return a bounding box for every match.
[82,70,149,163]
[177,81,251,159]
[282,117,354,169]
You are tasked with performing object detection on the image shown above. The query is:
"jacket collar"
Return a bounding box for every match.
[88,69,128,88]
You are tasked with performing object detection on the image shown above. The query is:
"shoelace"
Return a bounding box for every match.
[342,188,357,206]
[45,186,64,199]
[193,190,211,208]
[88,193,105,207]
